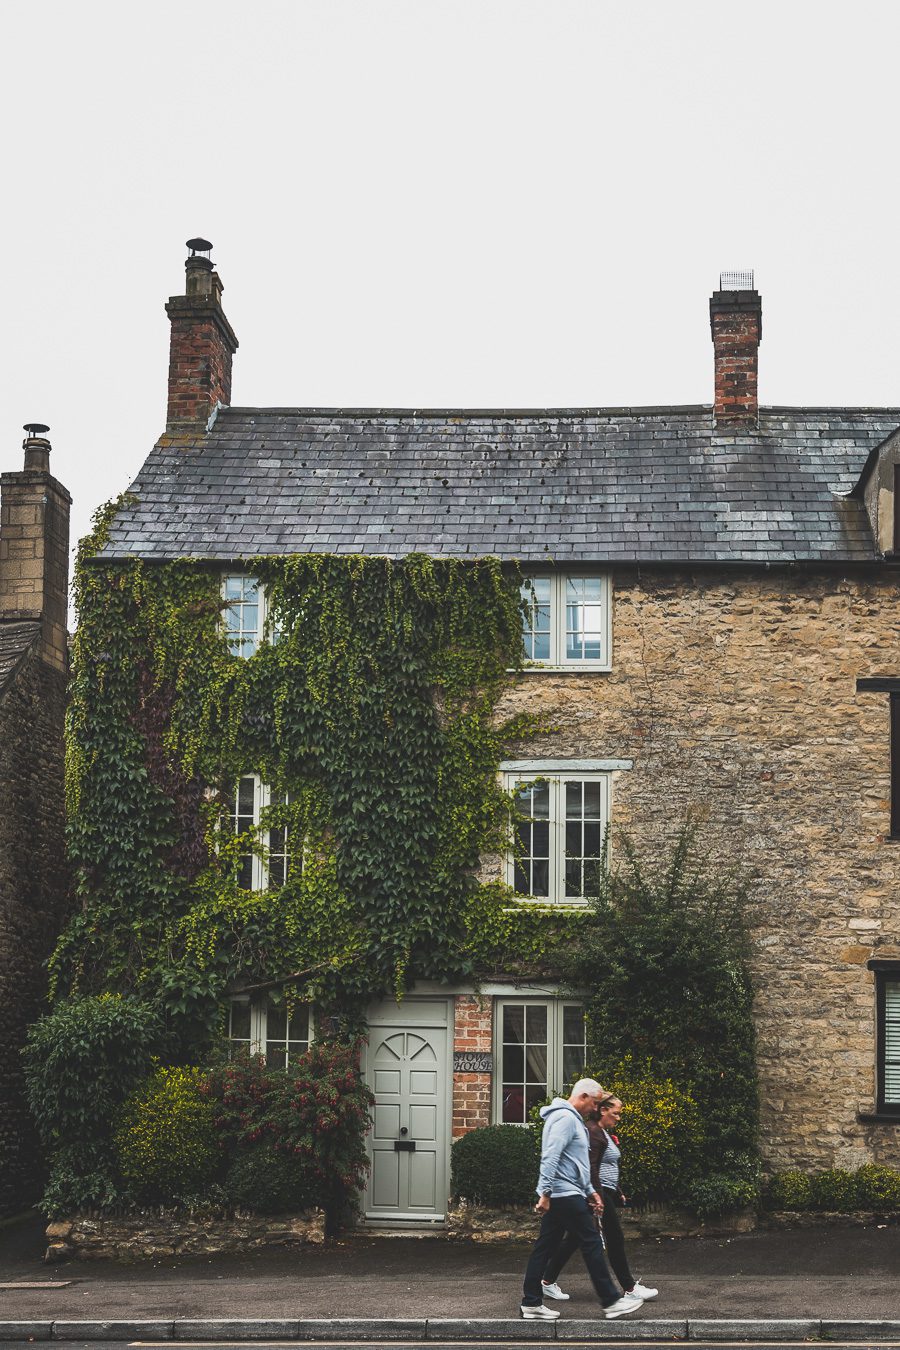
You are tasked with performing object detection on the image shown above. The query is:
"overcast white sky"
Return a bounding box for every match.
[2,0,900,563]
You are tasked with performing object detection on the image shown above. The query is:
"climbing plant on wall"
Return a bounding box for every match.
[54,500,577,1050]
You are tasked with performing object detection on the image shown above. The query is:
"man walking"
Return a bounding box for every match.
[520,1079,644,1320]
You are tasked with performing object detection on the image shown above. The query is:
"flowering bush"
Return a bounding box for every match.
[207,1038,373,1224]
[114,1065,219,1202]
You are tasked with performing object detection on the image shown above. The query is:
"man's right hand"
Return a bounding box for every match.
[588,1190,604,1213]
[534,1194,551,1214]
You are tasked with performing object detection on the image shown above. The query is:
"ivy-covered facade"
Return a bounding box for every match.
[62,245,900,1221]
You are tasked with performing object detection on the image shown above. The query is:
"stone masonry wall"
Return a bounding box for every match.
[452,996,492,1138]
[495,566,900,1172]
[0,644,69,1215]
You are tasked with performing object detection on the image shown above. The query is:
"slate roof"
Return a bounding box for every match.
[0,620,40,696]
[98,406,900,565]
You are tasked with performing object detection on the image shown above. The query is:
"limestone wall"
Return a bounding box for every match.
[496,566,900,1172]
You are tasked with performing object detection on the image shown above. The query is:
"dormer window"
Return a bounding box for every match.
[521,574,611,669]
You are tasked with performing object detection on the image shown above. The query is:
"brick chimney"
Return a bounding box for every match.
[165,238,239,431]
[709,272,762,427]
[0,425,71,673]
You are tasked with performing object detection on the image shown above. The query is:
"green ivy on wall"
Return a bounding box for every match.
[55,500,578,1048]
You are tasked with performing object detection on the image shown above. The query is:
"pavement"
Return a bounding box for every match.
[1,1211,900,1341]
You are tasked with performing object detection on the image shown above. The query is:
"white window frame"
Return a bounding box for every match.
[225,773,294,891]
[492,998,588,1124]
[227,994,315,1067]
[222,573,280,657]
[521,573,612,671]
[503,768,611,907]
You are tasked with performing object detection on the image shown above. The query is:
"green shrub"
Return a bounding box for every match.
[23,993,163,1214]
[39,1143,123,1218]
[854,1164,900,1210]
[451,1124,541,1206]
[114,1066,219,1203]
[765,1169,813,1211]
[594,1059,701,1205]
[809,1168,858,1212]
[558,828,758,1197]
[209,1038,372,1222]
[225,1144,317,1214]
[687,1153,761,1219]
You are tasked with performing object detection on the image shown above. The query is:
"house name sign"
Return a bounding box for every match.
[453,1051,493,1073]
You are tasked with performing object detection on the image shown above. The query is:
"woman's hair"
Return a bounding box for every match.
[596,1095,620,1111]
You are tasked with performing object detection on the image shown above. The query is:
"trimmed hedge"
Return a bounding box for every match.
[451,1124,540,1206]
[766,1165,900,1212]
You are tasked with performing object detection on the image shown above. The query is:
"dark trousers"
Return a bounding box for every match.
[522,1193,620,1307]
[543,1187,636,1293]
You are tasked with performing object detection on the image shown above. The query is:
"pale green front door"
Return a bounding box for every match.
[364,1001,450,1221]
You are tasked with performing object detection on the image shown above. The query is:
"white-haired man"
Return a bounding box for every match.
[520,1079,644,1320]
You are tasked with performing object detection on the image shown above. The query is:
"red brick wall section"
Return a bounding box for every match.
[165,297,238,430]
[710,291,762,425]
[452,995,493,1138]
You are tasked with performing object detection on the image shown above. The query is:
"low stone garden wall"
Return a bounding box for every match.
[45,1211,325,1263]
[46,1203,898,1261]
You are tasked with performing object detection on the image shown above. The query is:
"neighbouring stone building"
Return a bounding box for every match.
[0,429,71,1216]
[85,245,899,1221]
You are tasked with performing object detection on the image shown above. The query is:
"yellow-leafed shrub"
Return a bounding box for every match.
[591,1057,700,1203]
[114,1065,219,1202]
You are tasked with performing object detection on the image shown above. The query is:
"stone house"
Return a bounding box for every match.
[0,429,71,1216]
[91,244,899,1223]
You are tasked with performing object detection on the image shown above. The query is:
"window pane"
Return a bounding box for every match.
[525,1084,545,1115]
[287,1004,310,1052]
[503,1005,525,1044]
[583,781,603,817]
[237,776,256,818]
[229,1000,251,1040]
[266,1042,287,1071]
[503,1044,525,1079]
[531,858,549,896]
[565,782,583,818]
[565,859,582,897]
[563,1005,585,1044]
[526,1005,548,1043]
[525,1045,548,1083]
[563,1046,585,1083]
[237,855,254,890]
[266,997,287,1041]
[502,1085,527,1123]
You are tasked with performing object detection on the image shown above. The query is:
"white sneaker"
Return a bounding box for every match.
[630,1281,658,1299]
[521,1303,561,1320]
[603,1293,644,1319]
[541,1281,570,1300]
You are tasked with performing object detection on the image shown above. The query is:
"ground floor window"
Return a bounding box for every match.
[227,994,314,1068]
[874,967,900,1112]
[494,999,587,1123]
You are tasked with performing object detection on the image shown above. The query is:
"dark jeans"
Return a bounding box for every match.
[543,1187,636,1293]
[522,1193,620,1307]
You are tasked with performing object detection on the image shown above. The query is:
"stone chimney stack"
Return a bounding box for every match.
[0,425,71,673]
[710,272,762,427]
[165,238,239,432]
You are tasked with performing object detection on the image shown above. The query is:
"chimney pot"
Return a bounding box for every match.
[22,424,51,473]
[710,275,762,427]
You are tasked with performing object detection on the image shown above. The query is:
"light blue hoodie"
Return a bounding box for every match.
[536,1097,593,1199]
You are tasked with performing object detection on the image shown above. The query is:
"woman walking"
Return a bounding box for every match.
[541,1094,658,1304]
